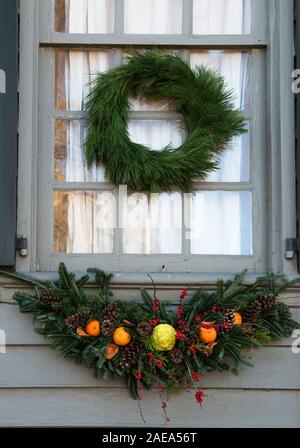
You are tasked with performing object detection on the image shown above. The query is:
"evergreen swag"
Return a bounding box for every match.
[84,50,246,192]
[1,265,299,419]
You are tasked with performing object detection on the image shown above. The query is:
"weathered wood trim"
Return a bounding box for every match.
[16,0,40,271]
[4,271,300,286]
[266,0,297,274]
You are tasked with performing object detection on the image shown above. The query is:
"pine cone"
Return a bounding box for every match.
[119,341,142,369]
[222,308,235,325]
[101,319,115,337]
[182,328,198,346]
[216,322,233,336]
[169,347,183,364]
[102,303,118,321]
[65,312,87,329]
[258,293,276,310]
[244,300,262,323]
[41,290,60,305]
[137,321,153,337]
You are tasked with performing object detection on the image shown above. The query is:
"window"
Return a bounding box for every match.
[20,0,276,273]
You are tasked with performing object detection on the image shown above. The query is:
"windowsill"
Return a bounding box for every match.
[13,271,300,286]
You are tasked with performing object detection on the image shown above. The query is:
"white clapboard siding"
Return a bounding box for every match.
[0,389,299,427]
[0,282,300,427]
[0,346,299,389]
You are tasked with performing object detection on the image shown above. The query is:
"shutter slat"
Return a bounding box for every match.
[0,0,18,266]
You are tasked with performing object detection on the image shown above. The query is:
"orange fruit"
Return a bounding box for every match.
[113,326,132,346]
[76,327,89,336]
[105,343,119,360]
[199,325,217,343]
[86,320,101,337]
[233,312,243,325]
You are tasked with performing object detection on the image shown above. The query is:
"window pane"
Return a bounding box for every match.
[54,119,106,182]
[189,191,252,255]
[127,119,249,182]
[55,0,114,33]
[193,0,251,35]
[128,120,184,150]
[129,98,172,112]
[124,0,182,34]
[55,50,114,110]
[53,191,115,253]
[190,51,250,110]
[122,193,182,254]
[206,123,250,182]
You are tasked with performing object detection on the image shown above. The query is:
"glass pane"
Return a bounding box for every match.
[206,122,250,182]
[128,120,184,150]
[129,98,172,112]
[55,0,114,33]
[53,191,115,253]
[193,0,251,35]
[190,51,250,110]
[54,119,106,182]
[189,191,252,255]
[122,193,182,254]
[55,50,114,110]
[124,0,182,34]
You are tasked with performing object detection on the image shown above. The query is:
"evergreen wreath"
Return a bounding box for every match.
[84,50,246,192]
[1,265,298,423]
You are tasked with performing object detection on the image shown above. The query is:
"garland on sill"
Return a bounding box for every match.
[84,50,246,193]
[1,265,298,423]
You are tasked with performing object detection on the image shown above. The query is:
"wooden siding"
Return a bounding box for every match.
[0,278,299,427]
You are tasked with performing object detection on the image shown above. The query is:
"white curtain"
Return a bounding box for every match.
[58,0,250,35]
[127,120,183,150]
[62,191,114,253]
[189,191,252,255]
[193,0,251,35]
[122,193,182,254]
[61,0,114,33]
[124,0,182,34]
[190,51,250,183]
[55,51,115,253]
[54,49,251,255]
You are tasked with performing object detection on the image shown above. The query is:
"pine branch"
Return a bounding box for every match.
[0,269,48,290]
[87,267,113,293]
[58,263,84,306]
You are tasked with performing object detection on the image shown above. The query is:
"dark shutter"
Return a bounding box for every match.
[0,0,18,266]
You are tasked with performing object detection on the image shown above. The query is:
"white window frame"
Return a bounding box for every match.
[17,0,297,279]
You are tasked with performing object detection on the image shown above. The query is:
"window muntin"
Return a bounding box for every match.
[36,0,266,271]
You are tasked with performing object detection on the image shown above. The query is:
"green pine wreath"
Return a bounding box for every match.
[84,50,246,192]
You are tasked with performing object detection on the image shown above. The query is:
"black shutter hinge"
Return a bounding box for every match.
[16,236,28,257]
[285,238,300,259]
